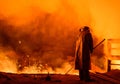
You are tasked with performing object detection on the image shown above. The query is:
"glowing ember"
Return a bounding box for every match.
[17,62,78,75]
[18,40,22,44]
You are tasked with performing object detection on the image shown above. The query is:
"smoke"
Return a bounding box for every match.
[0,0,90,73]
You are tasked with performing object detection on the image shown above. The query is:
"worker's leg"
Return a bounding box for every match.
[79,69,84,80]
[84,69,90,81]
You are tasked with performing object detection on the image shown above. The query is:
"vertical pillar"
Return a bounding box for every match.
[107,59,111,72]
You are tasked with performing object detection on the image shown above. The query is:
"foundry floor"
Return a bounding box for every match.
[0,70,120,84]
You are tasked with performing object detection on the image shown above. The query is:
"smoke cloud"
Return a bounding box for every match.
[0,0,89,72]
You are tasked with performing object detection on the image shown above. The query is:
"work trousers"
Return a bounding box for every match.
[79,69,90,81]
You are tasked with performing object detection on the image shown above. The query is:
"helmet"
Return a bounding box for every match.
[83,26,89,30]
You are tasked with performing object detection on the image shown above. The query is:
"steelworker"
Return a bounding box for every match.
[75,26,93,82]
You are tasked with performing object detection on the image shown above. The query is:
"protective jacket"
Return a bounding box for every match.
[75,29,93,70]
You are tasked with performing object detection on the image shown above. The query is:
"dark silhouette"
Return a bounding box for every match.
[75,26,93,82]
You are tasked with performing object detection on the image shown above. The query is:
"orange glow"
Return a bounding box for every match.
[0,51,17,73]
[89,0,120,38]
[17,62,78,75]
[111,60,120,69]
[111,43,120,55]
[0,0,120,74]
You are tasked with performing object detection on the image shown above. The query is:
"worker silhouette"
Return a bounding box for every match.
[75,26,93,82]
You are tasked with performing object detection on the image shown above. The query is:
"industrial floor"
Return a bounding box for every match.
[0,70,120,84]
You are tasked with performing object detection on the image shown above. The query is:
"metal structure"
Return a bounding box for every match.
[107,39,120,71]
